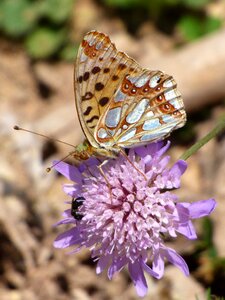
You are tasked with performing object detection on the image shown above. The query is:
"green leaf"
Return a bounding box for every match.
[0,0,40,37]
[182,0,211,9]
[41,0,75,23]
[204,16,222,35]
[178,15,222,42]
[178,15,203,41]
[102,0,141,8]
[25,27,65,59]
[103,0,179,9]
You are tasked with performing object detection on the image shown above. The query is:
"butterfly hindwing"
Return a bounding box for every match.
[95,69,186,148]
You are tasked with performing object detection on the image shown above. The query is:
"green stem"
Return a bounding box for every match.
[180,114,225,161]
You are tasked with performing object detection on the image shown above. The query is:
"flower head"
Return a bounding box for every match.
[54,141,216,297]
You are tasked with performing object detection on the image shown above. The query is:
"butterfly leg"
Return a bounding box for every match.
[119,148,147,180]
[97,159,113,201]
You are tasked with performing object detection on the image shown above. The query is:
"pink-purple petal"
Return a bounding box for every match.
[54,227,83,248]
[54,161,82,183]
[187,199,216,219]
[63,184,81,196]
[54,217,75,227]
[155,140,171,157]
[108,256,128,279]
[141,260,159,279]
[170,160,187,177]
[96,255,111,274]
[128,259,148,297]
[163,247,189,276]
[176,220,197,239]
[152,252,165,279]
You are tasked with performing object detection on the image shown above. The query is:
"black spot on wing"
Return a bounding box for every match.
[112,75,119,81]
[82,92,93,101]
[92,66,101,74]
[118,63,126,70]
[95,82,104,91]
[83,72,90,81]
[83,106,92,116]
[86,115,99,124]
[99,97,109,106]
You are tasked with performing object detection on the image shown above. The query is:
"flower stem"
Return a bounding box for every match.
[180,114,225,161]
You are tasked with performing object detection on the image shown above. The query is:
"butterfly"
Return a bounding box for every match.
[73,31,186,160]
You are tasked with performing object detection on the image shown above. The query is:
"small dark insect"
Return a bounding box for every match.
[71,197,85,220]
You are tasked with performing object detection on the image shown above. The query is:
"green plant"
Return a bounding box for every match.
[0,0,76,59]
[178,14,222,42]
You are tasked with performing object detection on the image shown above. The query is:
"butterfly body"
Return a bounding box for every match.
[74,31,186,160]
[73,139,118,160]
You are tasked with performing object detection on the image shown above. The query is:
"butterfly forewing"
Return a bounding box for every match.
[74,30,186,156]
[74,31,141,148]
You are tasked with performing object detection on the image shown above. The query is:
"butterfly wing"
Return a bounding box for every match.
[74,30,142,148]
[95,69,186,148]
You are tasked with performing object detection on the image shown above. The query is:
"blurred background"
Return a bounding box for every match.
[0,0,225,299]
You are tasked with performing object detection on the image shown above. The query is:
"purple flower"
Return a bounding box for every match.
[54,141,216,297]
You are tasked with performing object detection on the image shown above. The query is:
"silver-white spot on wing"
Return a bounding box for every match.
[161,114,175,123]
[126,98,149,124]
[140,132,161,141]
[141,123,175,142]
[168,97,183,110]
[149,74,161,88]
[105,107,121,128]
[127,75,139,84]
[143,118,161,131]
[134,75,149,87]
[118,127,137,143]
[146,110,154,118]
[97,128,109,139]
[80,53,87,62]
[114,90,125,102]
[163,79,174,88]
[164,89,179,101]
[95,41,103,50]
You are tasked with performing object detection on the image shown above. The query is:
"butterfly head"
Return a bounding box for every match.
[73,139,118,160]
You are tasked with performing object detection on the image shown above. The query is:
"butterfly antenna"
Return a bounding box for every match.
[13,125,75,148]
[97,159,113,202]
[46,152,75,173]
